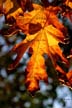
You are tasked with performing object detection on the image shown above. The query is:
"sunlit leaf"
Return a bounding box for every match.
[64,0,72,9]
[7,4,70,93]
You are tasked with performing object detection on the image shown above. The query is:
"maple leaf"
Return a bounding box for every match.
[7,3,70,93]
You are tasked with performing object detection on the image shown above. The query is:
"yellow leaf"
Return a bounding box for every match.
[8,4,69,93]
[7,8,23,19]
[3,0,13,14]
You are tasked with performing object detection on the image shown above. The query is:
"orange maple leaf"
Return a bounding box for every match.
[8,4,69,93]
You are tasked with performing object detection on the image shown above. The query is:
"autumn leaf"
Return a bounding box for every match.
[64,0,72,9]
[7,8,23,19]
[3,0,33,20]
[2,0,23,20]
[7,3,70,93]
[3,0,14,14]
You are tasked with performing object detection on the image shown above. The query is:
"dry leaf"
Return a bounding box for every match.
[7,4,70,93]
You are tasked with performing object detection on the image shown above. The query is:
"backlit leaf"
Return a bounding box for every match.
[7,4,70,93]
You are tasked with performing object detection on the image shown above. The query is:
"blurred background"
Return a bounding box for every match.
[0,0,72,108]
